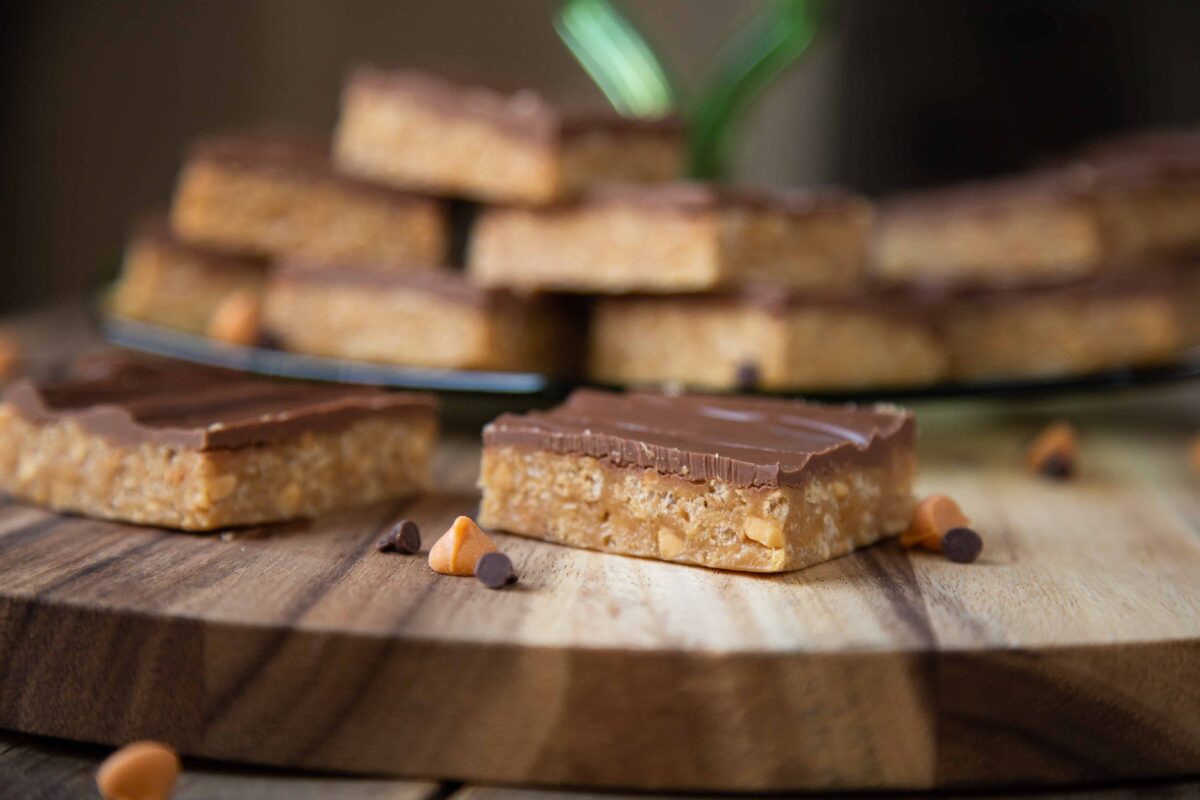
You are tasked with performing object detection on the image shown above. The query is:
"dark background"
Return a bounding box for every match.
[2,0,1198,311]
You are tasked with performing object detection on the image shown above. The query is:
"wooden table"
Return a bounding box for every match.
[2,727,1199,798]
[1,305,1198,797]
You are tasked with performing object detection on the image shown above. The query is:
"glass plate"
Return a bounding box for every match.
[101,314,1200,402]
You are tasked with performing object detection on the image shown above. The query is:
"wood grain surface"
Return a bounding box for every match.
[0,731,439,800]
[454,785,1200,800]
[5,729,1200,799]
[0,307,1197,792]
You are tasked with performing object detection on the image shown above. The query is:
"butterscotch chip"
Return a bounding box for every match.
[0,330,21,381]
[0,360,437,530]
[333,66,685,205]
[469,184,873,294]
[429,516,497,576]
[1026,421,1079,479]
[263,263,578,372]
[206,290,262,346]
[108,217,267,335]
[900,494,970,551]
[587,288,946,391]
[171,131,447,269]
[479,390,917,573]
[96,740,180,800]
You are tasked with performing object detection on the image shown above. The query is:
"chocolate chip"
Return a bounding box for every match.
[392,519,421,554]
[475,552,517,589]
[942,527,983,564]
[1038,454,1074,480]
[735,362,760,391]
[378,519,420,554]
[257,330,284,351]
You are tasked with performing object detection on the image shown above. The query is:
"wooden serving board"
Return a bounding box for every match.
[1,386,1199,792]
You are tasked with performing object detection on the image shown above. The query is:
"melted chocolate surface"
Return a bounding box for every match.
[188,130,436,206]
[484,389,914,488]
[272,262,549,311]
[348,65,683,144]
[6,358,435,451]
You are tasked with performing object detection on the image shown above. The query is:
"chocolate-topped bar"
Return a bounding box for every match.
[109,216,268,334]
[589,263,1200,389]
[1077,128,1200,263]
[469,182,873,294]
[171,131,448,269]
[874,127,1200,286]
[333,66,685,204]
[263,263,579,372]
[478,390,917,572]
[0,360,437,530]
[931,262,1200,381]
[873,167,1103,286]
[1077,128,1200,186]
[587,286,946,391]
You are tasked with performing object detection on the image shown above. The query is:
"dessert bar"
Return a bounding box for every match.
[479,390,917,572]
[171,131,447,269]
[263,263,578,372]
[0,361,437,530]
[874,131,1200,286]
[587,288,946,391]
[873,168,1104,286]
[1078,129,1200,262]
[333,66,685,204]
[937,268,1198,381]
[469,184,872,293]
[108,218,267,334]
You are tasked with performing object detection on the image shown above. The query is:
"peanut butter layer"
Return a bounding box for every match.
[171,131,448,269]
[263,264,579,372]
[587,288,947,391]
[333,66,685,204]
[469,183,873,293]
[479,390,917,572]
[0,361,437,529]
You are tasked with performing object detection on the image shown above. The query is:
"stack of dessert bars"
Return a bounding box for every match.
[109,67,1200,390]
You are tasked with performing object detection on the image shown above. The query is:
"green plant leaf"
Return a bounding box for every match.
[555,0,677,119]
[689,0,824,179]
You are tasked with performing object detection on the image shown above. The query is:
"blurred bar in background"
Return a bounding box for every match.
[1,0,1199,311]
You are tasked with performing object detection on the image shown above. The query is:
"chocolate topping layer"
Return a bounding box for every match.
[132,215,267,272]
[596,285,933,324]
[884,128,1200,219]
[5,360,436,451]
[347,66,683,145]
[483,389,914,488]
[580,182,866,218]
[880,168,1088,219]
[272,262,552,311]
[187,130,438,207]
[906,260,1197,306]
[1077,128,1200,186]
